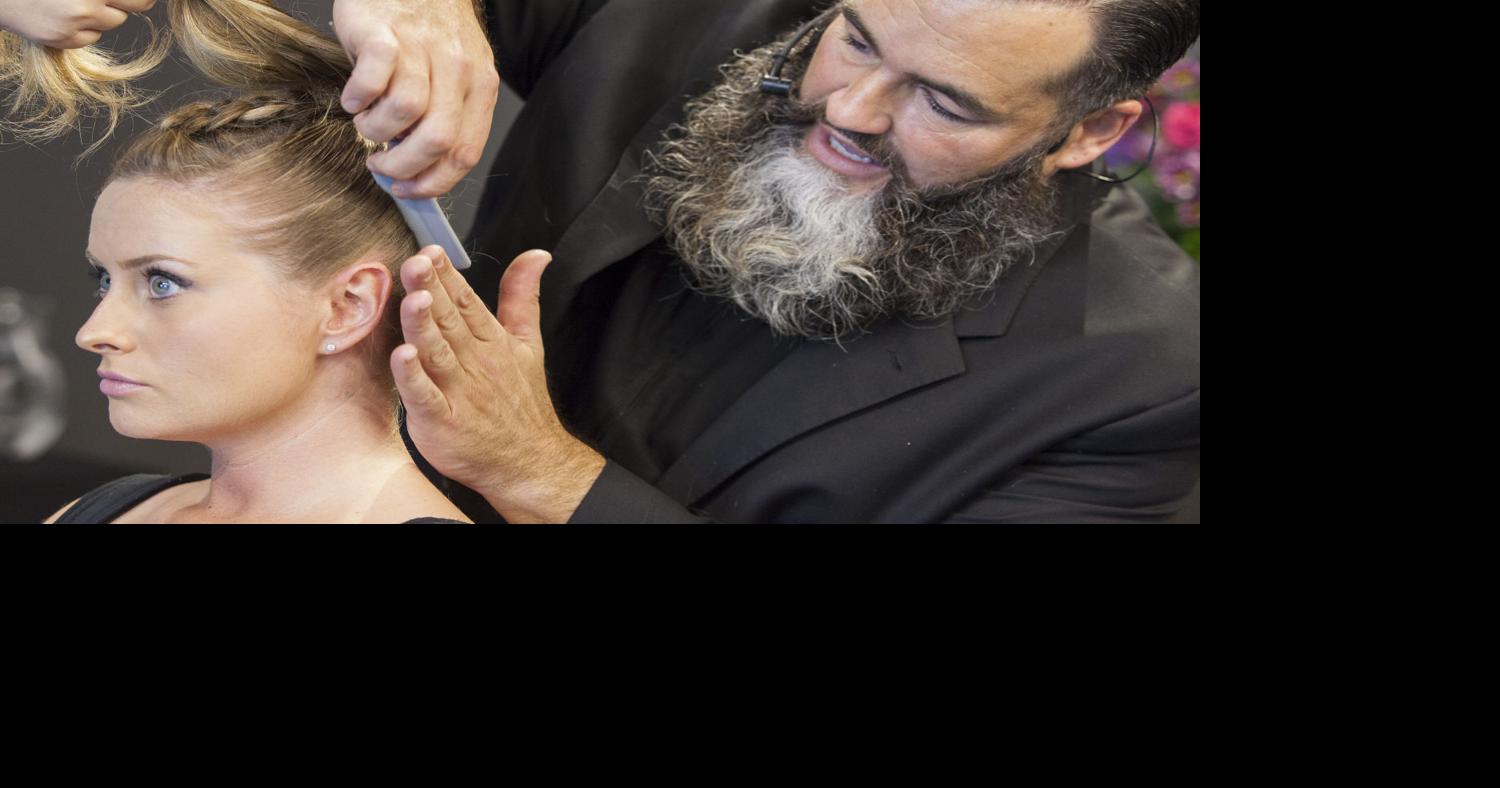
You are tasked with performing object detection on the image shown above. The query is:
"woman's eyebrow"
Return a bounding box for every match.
[85,250,200,270]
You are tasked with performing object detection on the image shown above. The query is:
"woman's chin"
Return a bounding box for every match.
[108,409,189,442]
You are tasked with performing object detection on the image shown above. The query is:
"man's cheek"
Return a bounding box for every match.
[799,44,842,104]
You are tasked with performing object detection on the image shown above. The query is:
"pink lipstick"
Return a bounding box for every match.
[98,370,147,398]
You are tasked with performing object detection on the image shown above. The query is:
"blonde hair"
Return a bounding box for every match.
[0,20,169,153]
[4,0,421,401]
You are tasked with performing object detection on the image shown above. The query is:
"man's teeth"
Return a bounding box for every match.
[830,135,877,165]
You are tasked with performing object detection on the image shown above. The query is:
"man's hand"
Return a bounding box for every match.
[392,245,607,524]
[331,0,500,200]
[0,0,155,49]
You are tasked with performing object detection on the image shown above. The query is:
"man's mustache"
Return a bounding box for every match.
[786,97,904,174]
[826,121,898,169]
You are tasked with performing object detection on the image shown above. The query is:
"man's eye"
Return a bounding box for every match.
[921,87,965,122]
[842,33,872,54]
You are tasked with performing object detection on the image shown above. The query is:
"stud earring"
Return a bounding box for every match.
[325,343,336,353]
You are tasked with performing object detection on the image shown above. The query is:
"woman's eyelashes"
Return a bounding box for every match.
[145,267,187,299]
[88,264,189,301]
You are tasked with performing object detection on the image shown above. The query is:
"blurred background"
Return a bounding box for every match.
[1,2,1197,523]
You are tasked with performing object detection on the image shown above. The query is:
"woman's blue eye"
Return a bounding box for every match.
[88,268,110,299]
[147,273,182,299]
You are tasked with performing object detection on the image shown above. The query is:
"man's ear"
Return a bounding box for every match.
[320,261,393,353]
[1043,99,1145,176]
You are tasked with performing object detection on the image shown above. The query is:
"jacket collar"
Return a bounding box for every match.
[950,160,1113,338]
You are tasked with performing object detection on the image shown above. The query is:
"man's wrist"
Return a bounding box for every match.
[480,435,607,524]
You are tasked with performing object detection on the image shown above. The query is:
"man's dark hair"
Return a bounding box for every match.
[1037,0,1201,129]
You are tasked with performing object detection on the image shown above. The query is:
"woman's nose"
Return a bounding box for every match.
[75,298,135,355]
[824,69,896,138]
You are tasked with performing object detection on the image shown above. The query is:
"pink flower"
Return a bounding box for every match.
[1163,102,1200,150]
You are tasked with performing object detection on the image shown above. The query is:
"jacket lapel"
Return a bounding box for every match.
[654,315,967,504]
[541,94,685,340]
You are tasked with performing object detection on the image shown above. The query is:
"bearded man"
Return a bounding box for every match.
[391,0,1202,523]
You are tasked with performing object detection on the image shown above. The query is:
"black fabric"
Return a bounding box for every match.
[482,0,611,100]
[568,241,799,484]
[53,473,209,524]
[51,475,467,524]
[453,0,1200,524]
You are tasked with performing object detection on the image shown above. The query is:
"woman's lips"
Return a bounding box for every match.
[98,370,147,397]
[805,123,890,179]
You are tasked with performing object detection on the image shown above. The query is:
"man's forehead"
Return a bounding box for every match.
[844,0,1094,112]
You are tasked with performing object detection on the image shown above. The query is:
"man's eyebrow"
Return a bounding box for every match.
[838,3,1007,123]
[85,251,198,271]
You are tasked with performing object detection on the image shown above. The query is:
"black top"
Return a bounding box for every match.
[52,474,468,525]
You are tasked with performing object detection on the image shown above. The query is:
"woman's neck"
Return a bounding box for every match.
[181,385,421,523]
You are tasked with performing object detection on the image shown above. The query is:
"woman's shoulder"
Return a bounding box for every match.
[374,469,473,525]
[48,473,210,524]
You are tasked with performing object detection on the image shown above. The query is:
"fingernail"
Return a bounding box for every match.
[343,98,363,113]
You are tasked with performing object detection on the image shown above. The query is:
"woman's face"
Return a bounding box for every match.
[77,178,325,442]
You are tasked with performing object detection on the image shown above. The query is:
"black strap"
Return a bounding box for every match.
[53,473,210,524]
[53,474,466,524]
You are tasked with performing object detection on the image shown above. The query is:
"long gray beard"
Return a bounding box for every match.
[642,27,1068,341]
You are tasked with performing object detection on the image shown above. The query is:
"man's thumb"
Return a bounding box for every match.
[497,250,553,345]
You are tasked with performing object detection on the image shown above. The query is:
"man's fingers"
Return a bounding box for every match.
[427,245,503,342]
[497,250,554,348]
[374,49,468,188]
[341,32,399,116]
[359,50,431,148]
[398,68,500,198]
[399,287,464,384]
[88,8,128,31]
[61,29,104,49]
[390,344,449,418]
[401,247,473,356]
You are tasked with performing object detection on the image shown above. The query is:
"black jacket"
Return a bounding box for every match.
[461,0,1200,523]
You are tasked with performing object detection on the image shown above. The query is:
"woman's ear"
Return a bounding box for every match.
[320,261,393,354]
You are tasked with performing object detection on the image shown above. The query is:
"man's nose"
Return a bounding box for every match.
[824,69,896,138]
[75,297,135,356]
